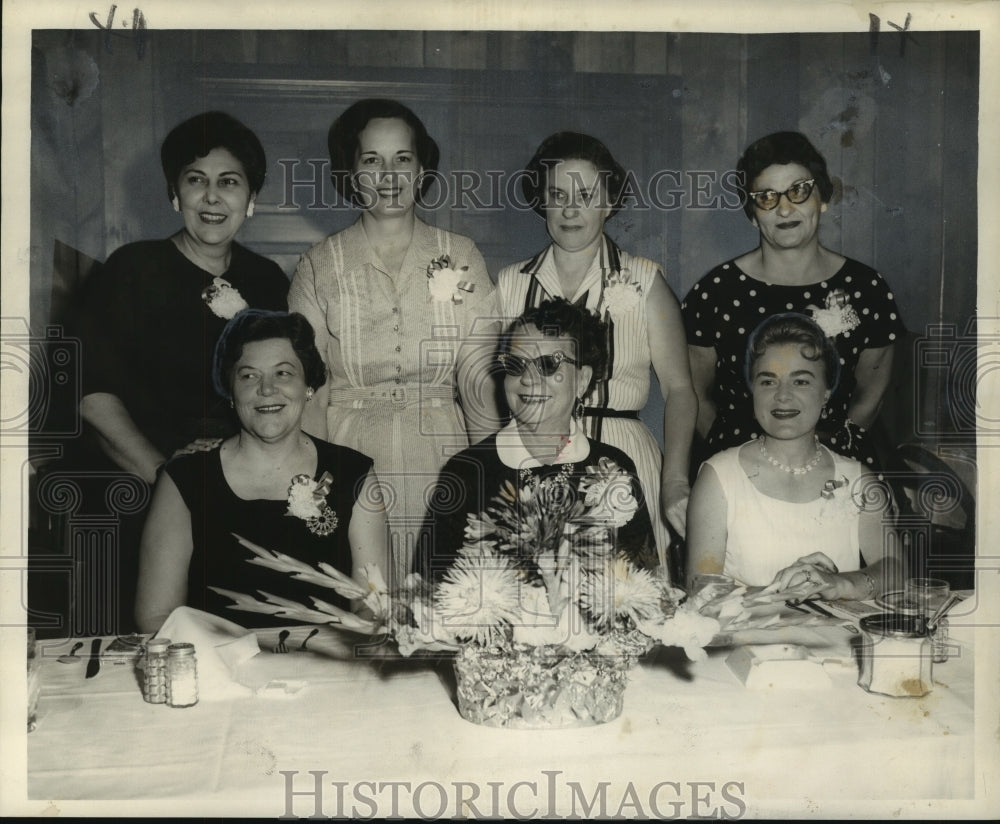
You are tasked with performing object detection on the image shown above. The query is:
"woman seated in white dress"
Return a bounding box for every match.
[686,313,901,600]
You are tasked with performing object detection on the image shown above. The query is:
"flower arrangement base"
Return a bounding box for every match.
[453,643,632,729]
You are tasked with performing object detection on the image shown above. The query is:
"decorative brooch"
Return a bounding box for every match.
[426,255,476,304]
[519,462,573,492]
[202,277,249,319]
[286,471,338,536]
[601,268,643,320]
[807,289,860,339]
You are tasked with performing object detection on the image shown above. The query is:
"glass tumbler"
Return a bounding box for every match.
[27,627,41,732]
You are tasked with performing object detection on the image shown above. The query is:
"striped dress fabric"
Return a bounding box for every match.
[289,217,500,582]
[496,235,673,571]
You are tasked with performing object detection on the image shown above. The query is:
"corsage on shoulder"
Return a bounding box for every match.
[577,457,639,527]
[202,277,249,319]
[286,471,338,536]
[427,255,476,303]
[601,268,643,320]
[807,289,860,338]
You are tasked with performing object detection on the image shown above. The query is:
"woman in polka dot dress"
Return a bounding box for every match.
[682,132,904,469]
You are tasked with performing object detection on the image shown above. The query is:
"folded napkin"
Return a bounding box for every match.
[156,606,260,700]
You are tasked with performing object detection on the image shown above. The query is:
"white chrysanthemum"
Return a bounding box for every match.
[436,552,521,646]
[580,460,639,527]
[579,557,662,629]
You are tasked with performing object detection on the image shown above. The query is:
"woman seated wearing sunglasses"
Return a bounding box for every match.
[681,132,904,470]
[416,299,658,582]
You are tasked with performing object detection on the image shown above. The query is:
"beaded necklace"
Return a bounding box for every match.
[758,436,822,475]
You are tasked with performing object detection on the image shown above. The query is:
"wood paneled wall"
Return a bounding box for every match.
[30,28,979,444]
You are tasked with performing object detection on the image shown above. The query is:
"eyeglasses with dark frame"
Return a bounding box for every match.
[497,350,578,377]
[747,179,816,211]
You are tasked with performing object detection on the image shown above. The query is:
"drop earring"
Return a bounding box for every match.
[246,201,255,218]
[172,196,180,213]
[572,397,585,420]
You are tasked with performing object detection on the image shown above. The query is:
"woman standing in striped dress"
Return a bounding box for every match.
[289,100,501,585]
[496,132,696,581]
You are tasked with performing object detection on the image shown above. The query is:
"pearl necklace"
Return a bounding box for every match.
[758,437,822,475]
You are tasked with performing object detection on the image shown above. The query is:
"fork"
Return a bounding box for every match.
[273,629,290,654]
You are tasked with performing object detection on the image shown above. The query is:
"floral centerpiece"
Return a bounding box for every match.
[212,459,722,729]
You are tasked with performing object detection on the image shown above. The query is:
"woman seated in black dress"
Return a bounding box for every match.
[417,299,658,583]
[135,311,387,632]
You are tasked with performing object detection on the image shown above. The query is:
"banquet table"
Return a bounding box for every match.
[24,616,980,818]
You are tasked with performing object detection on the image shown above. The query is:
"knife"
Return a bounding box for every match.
[85,637,103,678]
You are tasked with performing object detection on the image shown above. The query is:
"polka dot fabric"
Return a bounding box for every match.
[681,257,905,466]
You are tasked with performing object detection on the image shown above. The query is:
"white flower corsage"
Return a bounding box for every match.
[808,289,860,338]
[286,471,338,536]
[426,255,475,303]
[578,457,639,527]
[601,268,643,320]
[201,277,249,319]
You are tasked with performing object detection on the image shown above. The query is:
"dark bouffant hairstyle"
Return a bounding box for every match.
[160,111,267,200]
[744,312,841,392]
[499,298,608,396]
[736,131,834,220]
[212,310,327,400]
[327,98,440,204]
[521,131,628,219]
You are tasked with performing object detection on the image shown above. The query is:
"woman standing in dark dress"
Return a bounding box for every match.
[682,132,904,469]
[77,111,289,485]
[135,311,386,632]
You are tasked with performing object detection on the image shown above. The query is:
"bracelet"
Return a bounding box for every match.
[860,572,877,601]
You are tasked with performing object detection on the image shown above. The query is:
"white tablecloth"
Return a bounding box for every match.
[22,621,982,818]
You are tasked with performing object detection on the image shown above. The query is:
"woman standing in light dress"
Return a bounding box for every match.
[497,132,696,581]
[289,99,500,582]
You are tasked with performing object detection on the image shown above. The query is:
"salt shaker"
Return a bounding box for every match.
[141,637,171,704]
[166,642,199,708]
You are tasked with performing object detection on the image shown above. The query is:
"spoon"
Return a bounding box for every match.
[926,592,964,635]
[298,627,320,651]
[58,641,84,663]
